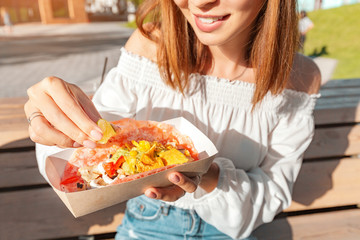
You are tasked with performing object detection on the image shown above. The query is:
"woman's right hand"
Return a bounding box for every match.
[24,76,103,149]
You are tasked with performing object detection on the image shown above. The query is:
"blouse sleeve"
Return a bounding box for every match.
[36,65,138,183]
[92,67,138,120]
[192,113,315,239]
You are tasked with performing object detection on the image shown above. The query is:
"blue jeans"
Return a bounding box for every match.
[115,195,257,240]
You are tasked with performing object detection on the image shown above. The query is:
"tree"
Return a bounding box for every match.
[128,0,144,9]
[116,0,127,15]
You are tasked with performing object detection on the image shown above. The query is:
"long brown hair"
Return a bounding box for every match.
[136,0,299,105]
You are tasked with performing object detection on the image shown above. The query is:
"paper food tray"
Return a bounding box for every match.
[45,117,218,217]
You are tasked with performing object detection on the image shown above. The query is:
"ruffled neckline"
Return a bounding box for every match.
[120,47,320,101]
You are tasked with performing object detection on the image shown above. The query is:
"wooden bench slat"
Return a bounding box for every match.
[320,78,360,89]
[315,95,360,108]
[253,208,360,240]
[286,158,360,212]
[319,87,360,98]
[0,109,25,119]
[315,105,360,125]
[0,151,47,188]
[0,97,27,105]
[0,133,33,149]
[0,114,27,128]
[0,97,31,149]
[304,125,360,159]
[0,187,125,240]
[0,100,31,149]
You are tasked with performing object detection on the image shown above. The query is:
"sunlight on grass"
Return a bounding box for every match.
[124,20,137,29]
[306,4,360,79]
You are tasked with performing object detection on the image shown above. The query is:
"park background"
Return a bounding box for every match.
[0,0,360,97]
[0,1,360,240]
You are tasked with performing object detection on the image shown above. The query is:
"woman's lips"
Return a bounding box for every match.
[194,14,230,32]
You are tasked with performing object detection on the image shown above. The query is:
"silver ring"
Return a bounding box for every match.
[27,111,43,126]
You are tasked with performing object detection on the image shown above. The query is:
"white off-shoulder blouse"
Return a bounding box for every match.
[36,48,320,239]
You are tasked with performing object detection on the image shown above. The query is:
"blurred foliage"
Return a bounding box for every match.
[128,0,145,8]
[306,3,360,79]
[125,20,137,28]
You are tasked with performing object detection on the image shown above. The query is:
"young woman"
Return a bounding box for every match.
[24,0,321,239]
[299,10,314,53]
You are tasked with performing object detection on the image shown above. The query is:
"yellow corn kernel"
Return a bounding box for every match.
[130,150,138,157]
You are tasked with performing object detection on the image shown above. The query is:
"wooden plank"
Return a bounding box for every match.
[319,87,360,98]
[315,95,360,110]
[321,78,360,89]
[0,132,33,149]
[304,125,360,159]
[0,107,26,119]
[0,98,27,120]
[0,97,32,149]
[314,88,360,125]
[0,151,47,188]
[0,187,126,240]
[313,79,360,125]
[314,104,360,125]
[253,208,360,240]
[286,158,360,212]
[0,97,27,106]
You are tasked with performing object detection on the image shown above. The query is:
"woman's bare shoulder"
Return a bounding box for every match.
[288,53,322,94]
[124,24,158,62]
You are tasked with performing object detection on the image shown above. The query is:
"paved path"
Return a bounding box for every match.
[312,56,338,85]
[0,22,134,98]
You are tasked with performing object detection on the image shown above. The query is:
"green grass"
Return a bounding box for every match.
[124,20,137,29]
[306,4,360,79]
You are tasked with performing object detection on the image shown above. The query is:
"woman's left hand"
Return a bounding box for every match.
[144,162,219,202]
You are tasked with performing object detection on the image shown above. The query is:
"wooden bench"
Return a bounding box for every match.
[1,78,359,240]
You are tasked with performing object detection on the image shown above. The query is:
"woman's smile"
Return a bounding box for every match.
[194,14,230,32]
[174,0,263,47]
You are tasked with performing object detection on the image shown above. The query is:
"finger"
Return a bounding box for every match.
[168,172,199,193]
[42,77,102,137]
[144,185,184,202]
[71,85,102,123]
[25,101,55,146]
[28,124,52,146]
[144,173,200,202]
[28,112,76,148]
[28,89,98,147]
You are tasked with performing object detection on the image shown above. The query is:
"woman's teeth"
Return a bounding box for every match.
[198,16,224,24]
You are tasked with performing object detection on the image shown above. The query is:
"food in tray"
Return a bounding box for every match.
[60,118,199,192]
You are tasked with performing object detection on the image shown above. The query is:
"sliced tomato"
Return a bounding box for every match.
[103,156,125,178]
[60,176,81,185]
[103,162,116,178]
[114,156,125,168]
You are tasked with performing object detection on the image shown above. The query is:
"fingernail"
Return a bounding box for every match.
[83,140,97,149]
[73,142,81,148]
[145,190,157,199]
[90,130,103,141]
[170,174,180,183]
